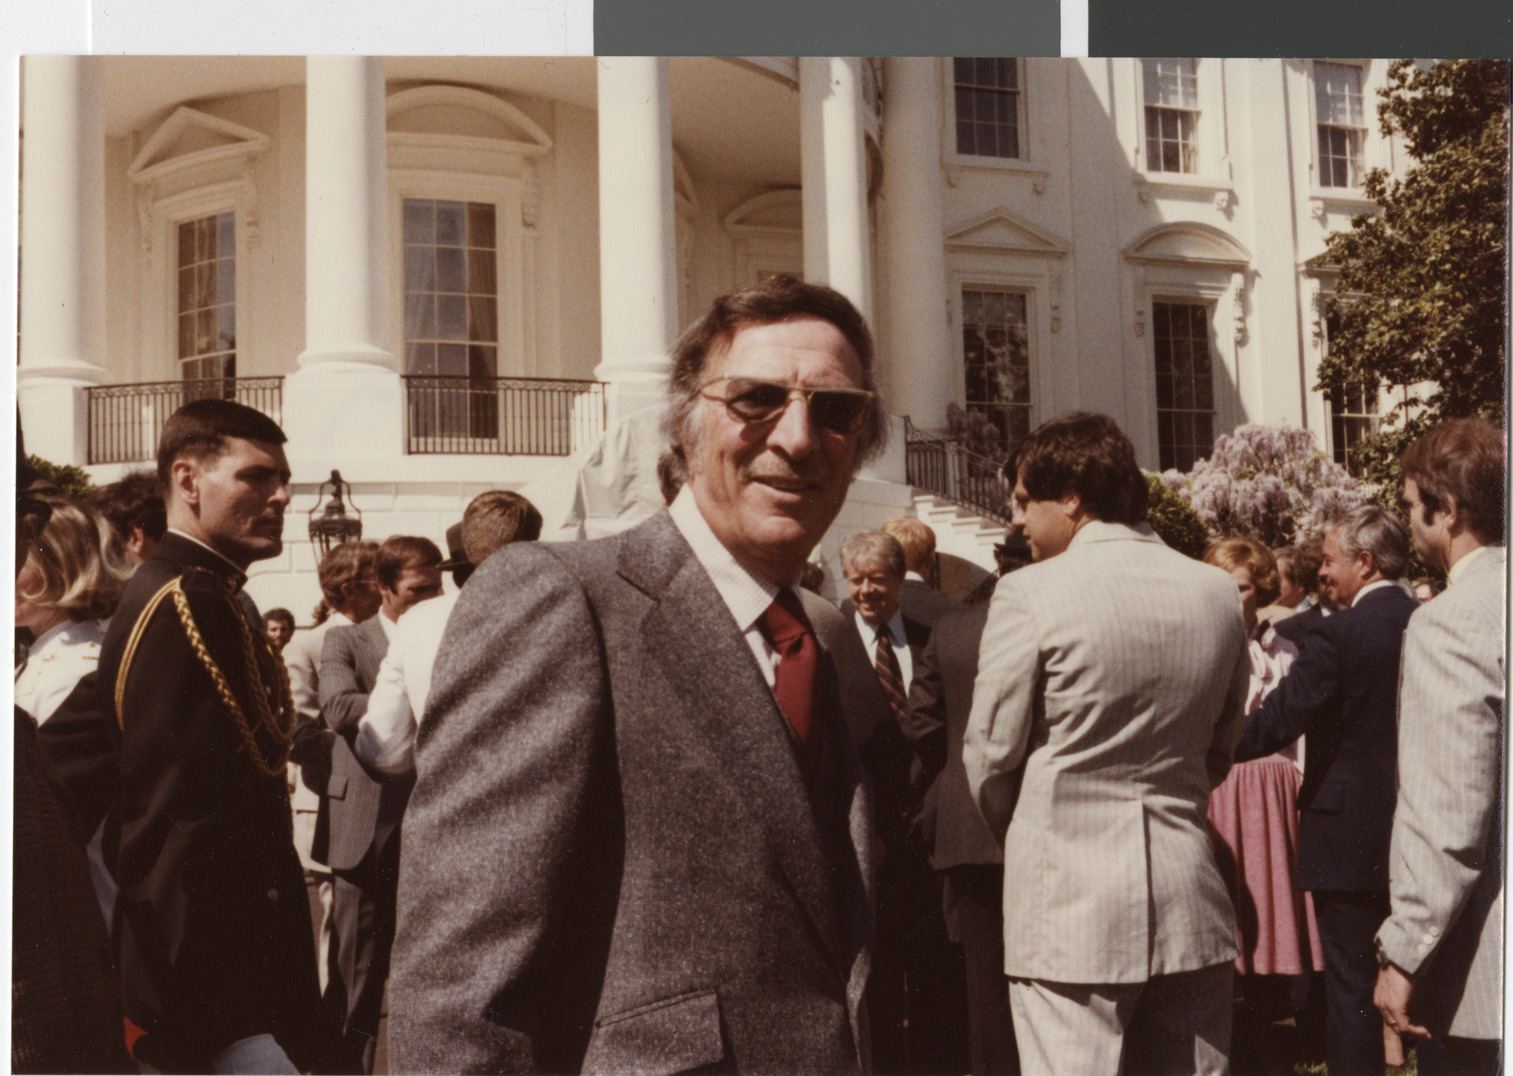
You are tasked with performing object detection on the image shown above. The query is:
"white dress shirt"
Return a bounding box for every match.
[355,594,454,776]
[852,608,914,689]
[669,488,797,690]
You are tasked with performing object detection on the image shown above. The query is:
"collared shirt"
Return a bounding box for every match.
[668,488,794,690]
[1448,543,1493,587]
[1351,578,1401,607]
[852,608,915,689]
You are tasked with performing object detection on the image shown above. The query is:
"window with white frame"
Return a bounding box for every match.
[177,211,236,397]
[403,198,499,439]
[1143,59,1200,175]
[1315,62,1366,189]
[1152,300,1215,471]
[1328,380,1380,474]
[962,287,1032,451]
[953,58,1022,160]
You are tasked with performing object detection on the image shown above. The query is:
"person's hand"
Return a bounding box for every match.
[1375,962,1431,1043]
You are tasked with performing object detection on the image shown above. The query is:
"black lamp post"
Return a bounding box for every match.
[307,469,363,559]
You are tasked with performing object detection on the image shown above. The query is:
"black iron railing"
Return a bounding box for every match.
[404,376,607,456]
[86,377,284,464]
[904,418,1013,527]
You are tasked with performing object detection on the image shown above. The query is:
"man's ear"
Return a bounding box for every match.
[1437,492,1464,534]
[1058,490,1084,520]
[169,457,201,509]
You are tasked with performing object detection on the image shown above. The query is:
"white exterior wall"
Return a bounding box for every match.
[21,56,1408,599]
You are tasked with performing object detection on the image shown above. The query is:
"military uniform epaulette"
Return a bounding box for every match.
[115,570,293,777]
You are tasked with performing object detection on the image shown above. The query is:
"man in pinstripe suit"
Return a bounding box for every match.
[1374,418,1505,1076]
[965,413,1250,1076]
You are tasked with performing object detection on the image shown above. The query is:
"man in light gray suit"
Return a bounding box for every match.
[389,275,887,1073]
[1375,417,1505,1076]
[964,413,1249,1076]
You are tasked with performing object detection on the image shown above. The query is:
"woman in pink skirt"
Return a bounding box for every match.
[1204,537,1323,1072]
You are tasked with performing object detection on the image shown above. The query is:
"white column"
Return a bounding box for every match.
[284,56,405,473]
[880,58,953,432]
[17,56,107,467]
[595,57,679,426]
[800,57,873,321]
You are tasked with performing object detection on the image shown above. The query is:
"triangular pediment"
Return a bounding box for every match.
[128,107,270,183]
[944,207,1069,256]
[724,189,803,235]
[1124,223,1251,269]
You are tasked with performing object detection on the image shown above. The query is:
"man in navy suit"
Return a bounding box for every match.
[1235,504,1418,1076]
[880,516,961,628]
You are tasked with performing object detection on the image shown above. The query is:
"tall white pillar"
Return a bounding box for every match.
[800,57,873,321]
[284,56,404,472]
[595,57,679,426]
[880,58,953,432]
[17,56,107,466]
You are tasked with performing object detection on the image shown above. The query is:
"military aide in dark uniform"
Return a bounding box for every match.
[98,400,319,1074]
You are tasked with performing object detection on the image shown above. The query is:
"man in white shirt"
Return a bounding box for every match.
[355,491,543,775]
[389,275,885,1072]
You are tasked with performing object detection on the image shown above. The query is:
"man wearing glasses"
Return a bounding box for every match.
[390,276,886,1073]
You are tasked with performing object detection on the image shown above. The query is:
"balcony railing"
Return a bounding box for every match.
[904,418,1014,527]
[86,377,284,465]
[404,375,607,456]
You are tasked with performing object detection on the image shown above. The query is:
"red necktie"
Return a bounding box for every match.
[875,626,908,726]
[762,589,817,745]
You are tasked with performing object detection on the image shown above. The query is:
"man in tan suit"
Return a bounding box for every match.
[964,412,1249,1076]
[1375,418,1505,1076]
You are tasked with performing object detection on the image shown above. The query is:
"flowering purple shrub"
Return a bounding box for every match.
[1161,424,1367,548]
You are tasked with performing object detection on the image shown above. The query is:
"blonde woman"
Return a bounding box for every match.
[1204,536,1323,1066]
[14,495,134,922]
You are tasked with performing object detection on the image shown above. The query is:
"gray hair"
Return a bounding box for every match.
[838,530,906,579]
[1329,504,1411,581]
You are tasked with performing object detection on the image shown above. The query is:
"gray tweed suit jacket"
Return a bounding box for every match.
[389,511,874,1074]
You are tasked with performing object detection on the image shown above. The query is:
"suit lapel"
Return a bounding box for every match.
[620,515,859,976]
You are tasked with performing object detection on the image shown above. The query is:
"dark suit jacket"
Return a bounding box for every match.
[98,533,319,1072]
[319,617,414,871]
[902,601,1007,870]
[897,578,963,630]
[389,512,873,1074]
[1236,584,1417,892]
[1272,602,1325,649]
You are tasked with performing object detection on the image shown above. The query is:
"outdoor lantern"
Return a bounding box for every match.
[307,469,363,559]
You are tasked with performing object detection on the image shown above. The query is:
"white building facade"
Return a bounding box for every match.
[16,56,1401,612]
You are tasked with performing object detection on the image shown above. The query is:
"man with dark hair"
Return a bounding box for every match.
[356,491,544,775]
[1375,417,1505,1076]
[964,412,1248,1075]
[317,534,442,1073]
[1235,504,1418,1076]
[264,608,295,651]
[391,275,885,1072]
[91,468,168,563]
[97,398,319,1073]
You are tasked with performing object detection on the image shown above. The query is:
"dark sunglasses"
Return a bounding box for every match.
[701,377,874,436]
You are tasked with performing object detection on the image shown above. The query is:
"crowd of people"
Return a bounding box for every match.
[12,274,1505,1076]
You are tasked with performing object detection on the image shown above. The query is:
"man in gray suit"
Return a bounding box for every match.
[964,413,1249,1076]
[390,275,887,1073]
[1375,418,1505,1076]
[318,534,442,1073]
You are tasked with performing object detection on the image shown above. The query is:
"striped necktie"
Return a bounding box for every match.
[874,625,908,725]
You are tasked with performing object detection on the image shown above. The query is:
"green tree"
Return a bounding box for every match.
[26,454,95,502]
[1319,59,1509,490]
